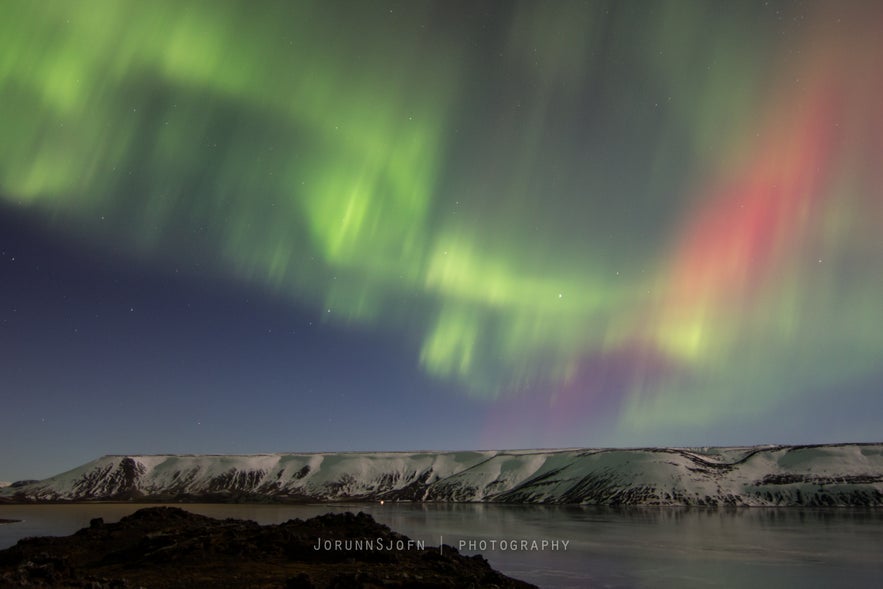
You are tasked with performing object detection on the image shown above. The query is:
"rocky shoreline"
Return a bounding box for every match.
[0,507,535,588]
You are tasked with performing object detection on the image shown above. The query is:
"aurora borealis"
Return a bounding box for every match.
[1,0,881,478]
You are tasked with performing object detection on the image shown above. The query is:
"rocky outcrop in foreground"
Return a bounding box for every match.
[0,507,534,588]
[3,444,882,506]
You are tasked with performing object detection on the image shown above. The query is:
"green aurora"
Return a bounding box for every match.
[2,0,881,439]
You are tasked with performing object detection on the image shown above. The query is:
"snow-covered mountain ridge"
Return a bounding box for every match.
[2,444,881,506]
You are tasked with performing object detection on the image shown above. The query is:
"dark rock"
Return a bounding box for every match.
[286,573,316,588]
[0,507,535,588]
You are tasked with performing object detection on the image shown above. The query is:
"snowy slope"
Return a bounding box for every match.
[2,444,881,506]
[0,482,9,489]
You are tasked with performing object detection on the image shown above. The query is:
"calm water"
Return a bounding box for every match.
[1,503,881,588]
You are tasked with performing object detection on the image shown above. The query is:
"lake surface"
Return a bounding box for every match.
[1,503,881,588]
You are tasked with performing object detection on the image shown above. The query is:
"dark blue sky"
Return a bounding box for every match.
[1,208,503,478]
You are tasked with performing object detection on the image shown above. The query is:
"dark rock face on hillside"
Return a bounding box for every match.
[0,507,535,588]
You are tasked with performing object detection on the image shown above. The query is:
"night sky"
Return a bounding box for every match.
[2,0,882,480]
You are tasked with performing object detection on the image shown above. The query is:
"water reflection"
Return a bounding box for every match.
[0,504,881,588]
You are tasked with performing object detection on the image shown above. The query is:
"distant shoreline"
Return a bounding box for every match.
[1,499,881,509]
[0,519,20,524]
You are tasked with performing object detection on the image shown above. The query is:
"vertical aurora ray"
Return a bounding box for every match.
[0,0,880,444]
[615,1,883,434]
[0,0,637,396]
[0,0,459,316]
